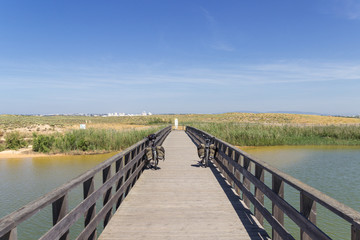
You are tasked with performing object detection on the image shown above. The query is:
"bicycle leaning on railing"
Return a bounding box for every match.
[197,135,216,168]
[146,134,165,170]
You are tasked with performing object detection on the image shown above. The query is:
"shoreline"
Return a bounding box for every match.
[0,148,117,159]
[3,144,360,159]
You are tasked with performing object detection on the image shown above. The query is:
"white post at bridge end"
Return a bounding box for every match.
[174,118,178,130]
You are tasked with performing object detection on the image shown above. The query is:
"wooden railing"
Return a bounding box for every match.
[186,126,360,240]
[0,126,171,240]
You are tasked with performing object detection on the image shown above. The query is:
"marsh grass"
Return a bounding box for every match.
[188,122,360,146]
[32,126,164,153]
[2,113,360,150]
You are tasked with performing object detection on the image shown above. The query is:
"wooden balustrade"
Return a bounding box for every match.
[0,126,171,240]
[186,126,360,240]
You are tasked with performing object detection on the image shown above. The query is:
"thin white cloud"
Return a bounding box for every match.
[2,60,360,92]
[325,0,360,20]
[342,0,360,19]
[200,7,216,24]
[199,7,236,52]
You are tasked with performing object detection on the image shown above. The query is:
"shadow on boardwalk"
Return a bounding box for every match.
[208,162,270,240]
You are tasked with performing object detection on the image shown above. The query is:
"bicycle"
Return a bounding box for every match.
[147,134,159,170]
[198,135,215,168]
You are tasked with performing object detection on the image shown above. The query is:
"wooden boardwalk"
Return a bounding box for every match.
[99,130,270,240]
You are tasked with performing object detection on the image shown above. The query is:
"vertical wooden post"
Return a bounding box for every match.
[230,150,236,188]
[124,152,133,198]
[83,177,96,240]
[115,156,125,209]
[234,152,242,196]
[242,157,251,208]
[254,164,264,225]
[272,175,284,240]
[217,143,224,174]
[300,193,316,240]
[352,225,360,240]
[0,228,17,240]
[52,195,69,240]
[223,147,230,182]
[103,166,112,228]
[124,152,131,166]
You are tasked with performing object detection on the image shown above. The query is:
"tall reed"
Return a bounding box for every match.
[33,127,164,153]
[188,122,360,146]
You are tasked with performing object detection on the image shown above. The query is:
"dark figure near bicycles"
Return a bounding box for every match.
[145,134,165,170]
[197,136,216,168]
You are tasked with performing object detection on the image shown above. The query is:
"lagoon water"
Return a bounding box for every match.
[244,145,360,239]
[0,153,115,239]
[1,147,360,239]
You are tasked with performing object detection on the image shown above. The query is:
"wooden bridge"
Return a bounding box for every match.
[1,126,360,240]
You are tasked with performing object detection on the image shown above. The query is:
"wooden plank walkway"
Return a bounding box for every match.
[99,130,270,240]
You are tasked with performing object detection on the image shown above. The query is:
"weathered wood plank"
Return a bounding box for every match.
[99,131,269,240]
[0,228,17,240]
[216,149,330,240]
[273,175,284,240]
[103,166,113,227]
[77,161,145,240]
[187,127,354,240]
[255,165,265,225]
[187,126,360,231]
[242,156,251,208]
[213,150,292,240]
[301,192,317,240]
[352,225,360,240]
[83,177,96,240]
[83,178,95,222]
[0,126,172,240]
[115,157,125,210]
[52,195,69,240]
[39,148,146,240]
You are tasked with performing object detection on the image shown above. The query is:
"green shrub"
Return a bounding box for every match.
[32,133,55,153]
[5,131,27,150]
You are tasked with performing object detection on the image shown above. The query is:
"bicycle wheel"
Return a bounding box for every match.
[153,150,158,170]
[204,149,209,168]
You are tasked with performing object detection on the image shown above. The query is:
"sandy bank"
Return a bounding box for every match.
[0,147,117,159]
[0,148,50,159]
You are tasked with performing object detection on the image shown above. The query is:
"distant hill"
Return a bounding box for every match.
[265,111,325,116]
[228,110,326,116]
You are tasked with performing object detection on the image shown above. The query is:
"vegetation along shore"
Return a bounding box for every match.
[188,122,360,146]
[1,113,360,155]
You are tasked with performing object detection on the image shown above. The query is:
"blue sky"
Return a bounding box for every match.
[1,0,360,115]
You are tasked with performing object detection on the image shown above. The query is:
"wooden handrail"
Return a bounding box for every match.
[186,126,360,240]
[0,126,171,240]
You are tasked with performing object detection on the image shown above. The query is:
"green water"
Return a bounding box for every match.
[243,145,360,240]
[0,153,115,239]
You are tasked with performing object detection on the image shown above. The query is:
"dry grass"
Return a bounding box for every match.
[1,112,360,138]
[75,123,150,131]
[167,112,360,126]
